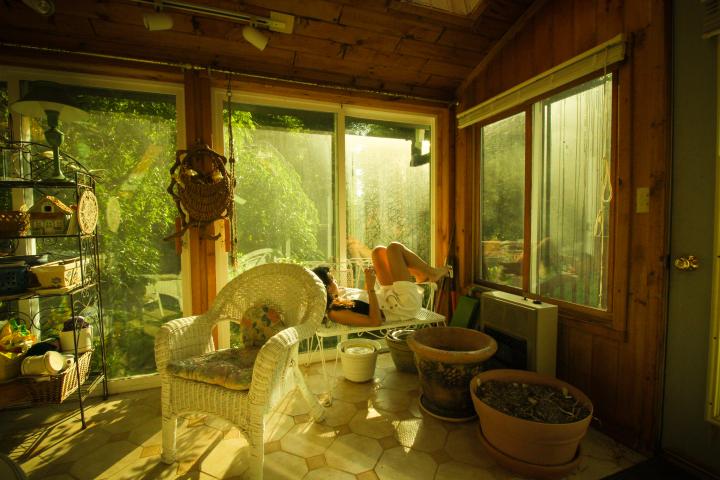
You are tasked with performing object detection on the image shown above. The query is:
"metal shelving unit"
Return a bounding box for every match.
[0,141,108,428]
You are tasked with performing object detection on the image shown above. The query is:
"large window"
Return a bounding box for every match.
[478,74,613,311]
[345,117,431,263]
[17,78,182,378]
[224,97,434,275]
[224,103,335,271]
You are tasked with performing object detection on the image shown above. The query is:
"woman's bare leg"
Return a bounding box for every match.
[386,242,449,283]
[371,246,393,286]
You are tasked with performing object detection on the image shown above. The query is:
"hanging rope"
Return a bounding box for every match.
[226,74,238,266]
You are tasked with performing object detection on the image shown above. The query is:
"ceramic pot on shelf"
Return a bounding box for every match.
[407,326,497,421]
[470,369,593,479]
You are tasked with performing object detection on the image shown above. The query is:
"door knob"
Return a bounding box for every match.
[674,255,699,271]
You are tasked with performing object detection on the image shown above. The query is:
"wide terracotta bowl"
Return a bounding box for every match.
[408,326,497,420]
[470,369,593,467]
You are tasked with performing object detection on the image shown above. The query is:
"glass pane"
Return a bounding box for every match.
[0,81,8,141]
[24,81,180,377]
[532,74,612,310]
[479,112,525,288]
[225,103,335,275]
[345,117,431,274]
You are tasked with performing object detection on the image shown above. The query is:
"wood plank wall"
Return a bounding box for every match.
[455,0,671,452]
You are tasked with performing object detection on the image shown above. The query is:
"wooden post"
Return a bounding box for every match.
[183,70,218,325]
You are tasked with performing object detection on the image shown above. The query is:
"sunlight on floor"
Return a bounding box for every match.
[0,353,645,479]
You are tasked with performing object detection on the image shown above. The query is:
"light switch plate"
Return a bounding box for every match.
[636,187,650,213]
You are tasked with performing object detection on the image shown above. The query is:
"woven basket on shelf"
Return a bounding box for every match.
[0,211,29,238]
[19,350,92,404]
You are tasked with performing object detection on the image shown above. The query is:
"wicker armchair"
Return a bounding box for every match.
[155,263,327,479]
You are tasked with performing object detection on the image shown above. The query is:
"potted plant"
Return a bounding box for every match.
[470,369,593,479]
[407,326,497,421]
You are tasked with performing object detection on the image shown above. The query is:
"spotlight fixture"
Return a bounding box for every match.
[22,0,55,16]
[242,25,269,51]
[134,1,294,34]
[143,12,174,31]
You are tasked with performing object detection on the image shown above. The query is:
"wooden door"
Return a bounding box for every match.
[662,2,720,475]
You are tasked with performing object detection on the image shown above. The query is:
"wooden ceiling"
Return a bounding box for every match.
[0,0,536,103]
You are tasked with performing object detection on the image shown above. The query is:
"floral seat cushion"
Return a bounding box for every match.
[167,347,261,391]
[241,303,286,348]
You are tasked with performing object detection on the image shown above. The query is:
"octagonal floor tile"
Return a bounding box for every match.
[325,432,383,474]
[371,388,412,413]
[349,408,397,439]
[264,450,308,480]
[304,466,356,480]
[375,445,437,480]
[322,399,358,427]
[68,440,143,480]
[280,421,336,457]
[394,416,448,452]
[333,377,381,401]
[380,371,420,391]
[127,415,162,447]
[198,437,250,478]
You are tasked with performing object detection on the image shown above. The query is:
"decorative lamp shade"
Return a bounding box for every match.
[10,81,87,122]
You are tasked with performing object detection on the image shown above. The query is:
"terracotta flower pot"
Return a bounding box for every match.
[470,369,593,470]
[407,326,497,421]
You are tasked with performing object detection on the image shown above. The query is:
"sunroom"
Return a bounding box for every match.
[0,0,718,479]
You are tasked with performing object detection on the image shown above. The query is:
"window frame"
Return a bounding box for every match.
[473,69,624,326]
[0,66,188,385]
[211,89,438,269]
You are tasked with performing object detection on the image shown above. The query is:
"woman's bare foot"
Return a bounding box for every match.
[427,265,451,283]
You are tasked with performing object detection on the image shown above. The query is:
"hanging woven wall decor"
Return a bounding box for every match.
[165,143,234,240]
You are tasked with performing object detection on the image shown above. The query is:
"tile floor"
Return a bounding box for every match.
[0,353,645,479]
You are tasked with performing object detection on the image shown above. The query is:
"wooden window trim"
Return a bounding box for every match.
[474,69,628,332]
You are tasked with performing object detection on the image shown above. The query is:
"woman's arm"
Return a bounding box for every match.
[326,268,383,327]
[363,267,383,325]
[328,308,382,327]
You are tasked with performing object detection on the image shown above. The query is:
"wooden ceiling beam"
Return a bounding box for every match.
[456,0,547,97]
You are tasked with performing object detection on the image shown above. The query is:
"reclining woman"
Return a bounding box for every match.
[312,242,450,327]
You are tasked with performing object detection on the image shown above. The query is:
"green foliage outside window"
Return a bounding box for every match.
[26,83,180,378]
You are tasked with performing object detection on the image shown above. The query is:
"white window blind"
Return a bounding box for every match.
[457,34,626,129]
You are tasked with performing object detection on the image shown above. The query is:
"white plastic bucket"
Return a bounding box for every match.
[59,325,93,353]
[338,338,381,383]
[21,351,64,376]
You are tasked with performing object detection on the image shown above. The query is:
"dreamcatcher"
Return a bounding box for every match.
[165,75,238,264]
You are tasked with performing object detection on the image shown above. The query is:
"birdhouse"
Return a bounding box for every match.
[29,196,73,235]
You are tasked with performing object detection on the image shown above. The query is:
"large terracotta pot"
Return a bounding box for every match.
[471,369,593,470]
[407,326,497,421]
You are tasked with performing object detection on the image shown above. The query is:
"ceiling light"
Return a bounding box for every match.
[143,12,174,31]
[242,25,269,51]
[22,0,55,16]
[134,0,294,33]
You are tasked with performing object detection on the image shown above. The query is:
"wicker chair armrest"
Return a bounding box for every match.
[247,326,304,407]
[155,315,214,372]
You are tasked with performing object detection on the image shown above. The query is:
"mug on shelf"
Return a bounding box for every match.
[21,351,65,376]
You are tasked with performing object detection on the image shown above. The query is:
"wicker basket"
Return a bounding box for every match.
[0,211,29,238]
[19,350,92,404]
